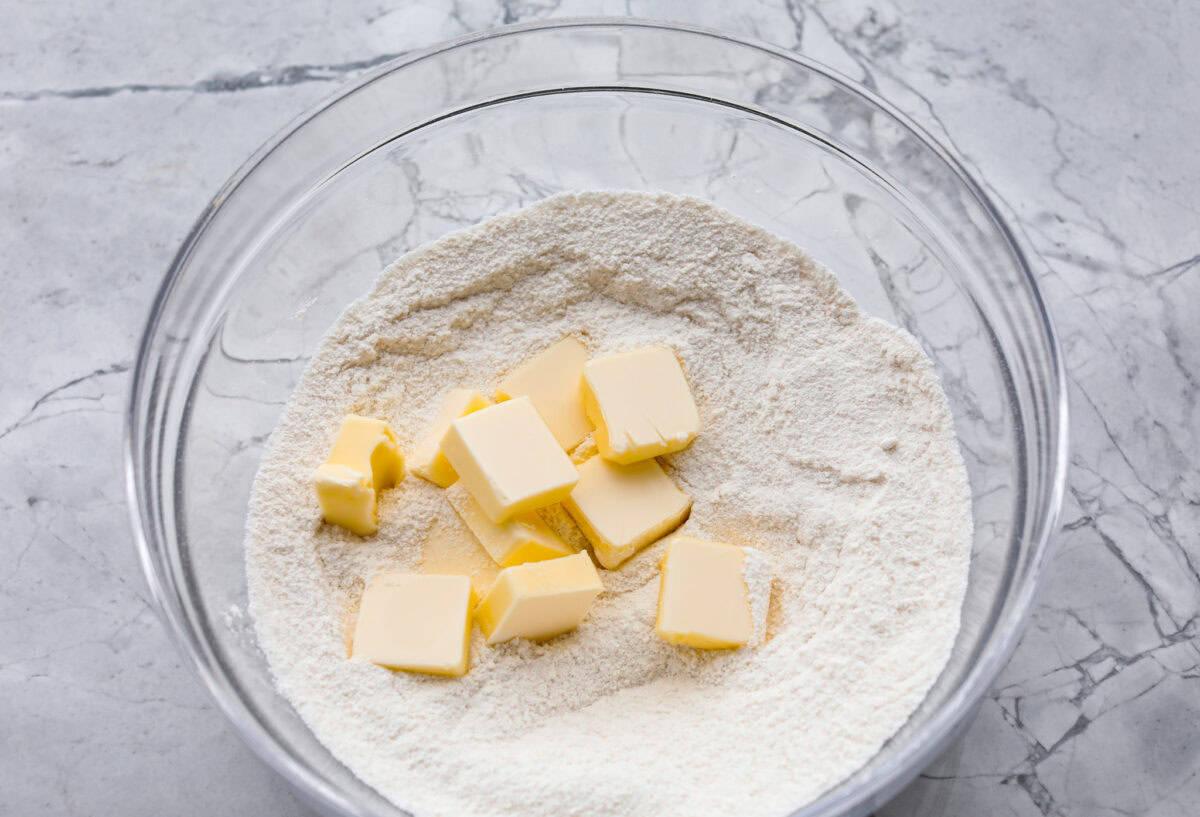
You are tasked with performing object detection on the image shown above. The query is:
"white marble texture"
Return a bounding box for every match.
[1,1,1197,816]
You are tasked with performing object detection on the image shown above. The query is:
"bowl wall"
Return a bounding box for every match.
[128,21,1065,817]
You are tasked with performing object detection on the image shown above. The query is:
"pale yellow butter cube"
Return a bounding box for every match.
[497,337,591,450]
[441,397,579,523]
[475,553,603,645]
[411,389,492,487]
[582,346,700,464]
[314,464,378,536]
[315,415,404,535]
[327,414,404,490]
[352,572,472,676]
[445,482,574,568]
[655,537,771,649]
[563,455,692,569]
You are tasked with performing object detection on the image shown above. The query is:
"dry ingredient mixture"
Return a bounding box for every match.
[245,191,973,816]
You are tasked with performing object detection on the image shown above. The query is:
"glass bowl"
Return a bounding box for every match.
[125,19,1068,817]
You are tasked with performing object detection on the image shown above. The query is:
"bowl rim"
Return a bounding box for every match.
[125,16,1069,817]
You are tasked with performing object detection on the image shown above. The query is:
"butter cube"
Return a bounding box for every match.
[582,346,700,464]
[441,397,579,523]
[563,455,692,569]
[411,389,492,487]
[327,414,404,490]
[476,552,603,645]
[352,572,472,676]
[315,415,404,535]
[445,482,574,568]
[655,537,771,649]
[497,337,591,450]
[314,464,379,536]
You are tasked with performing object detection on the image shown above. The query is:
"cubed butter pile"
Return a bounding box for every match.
[313,335,770,679]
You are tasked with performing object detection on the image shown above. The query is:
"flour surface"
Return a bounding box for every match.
[245,192,973,817]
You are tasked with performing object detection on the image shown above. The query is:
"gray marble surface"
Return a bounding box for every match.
[2,1,1197,815]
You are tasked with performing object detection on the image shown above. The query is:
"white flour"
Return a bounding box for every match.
[245,192,973,817]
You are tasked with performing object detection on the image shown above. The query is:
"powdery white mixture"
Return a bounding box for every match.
[245,192,973,817]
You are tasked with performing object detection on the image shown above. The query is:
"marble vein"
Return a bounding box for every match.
[0,53,409,103]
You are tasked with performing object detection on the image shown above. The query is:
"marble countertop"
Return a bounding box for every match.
[3,1,1197,815]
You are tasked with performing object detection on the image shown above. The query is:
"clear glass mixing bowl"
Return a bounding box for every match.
[125,19,1068,817]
